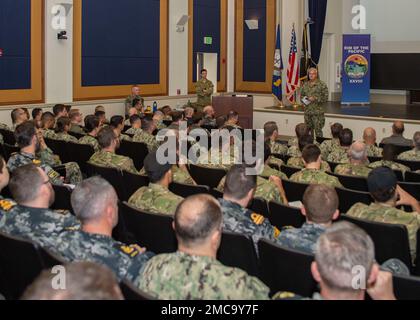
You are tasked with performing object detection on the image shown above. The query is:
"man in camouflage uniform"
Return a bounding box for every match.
[264,122,288,168]
[319,123,343,160]
[347,167,420,261]
[364,127,383,158]
[78,115,100,152]
[327,128,353,164]
[41,112,58,140]
[195,69,214,113]
[53,177,153,282]
[0,155,16,220]
[10,108,29,131]
[369,144,410,174]
[129,152,183,216]
[110,115,132,142]
[398,132,420,161]
[133,117,159,152]
[7,122,82,185]
[202,106,217,127]
[224,111,242,129]
[290,145,343,189]
[69,109,85,135]
[300,68,329,138]
[125,85,144,117]
[196,135,240,170]
[277,184,340,254]
[124,114,143,136]
[54,117,79,143]
[335,141,372,178]
[136,194,269,300]
[0,164,79,248]
[287,135,331,172]
[218,164,281,252]
[89,126,139,175]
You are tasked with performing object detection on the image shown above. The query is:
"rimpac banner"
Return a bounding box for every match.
[341,34,371,104]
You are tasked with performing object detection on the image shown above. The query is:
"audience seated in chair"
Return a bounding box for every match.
[364,127,383,157]
[334,141,372,178]
[381,121,413,147]
[78,115,100,152]
[327,128,353,164]
[398,131,420,161]
[320,123,343,160]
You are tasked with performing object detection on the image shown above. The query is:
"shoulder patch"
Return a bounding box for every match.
[120,244,145,258]
[32,159,42,166]
[273,226,281,238]
[251,213,265,225]
[0,199,16,212]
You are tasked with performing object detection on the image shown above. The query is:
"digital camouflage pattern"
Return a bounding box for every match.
[89,150,139,175]
[320,138,340,160]
[195,79,214,112]
[53,230,153,282]
[196,147,238,170]
[287,146,301,158]
[219,199,281,251]
[69,124,85,135]
[288,137,298,148]
[290,168,343,189]
[270,140,288,156]
[128,183,183,216]
[79,135,100,152]
[287,157,331,172]
[347,202,420,261]
[125,127,143,136]
[334,163,372,178]
[268,156,284,170]
[136,251,269,300]
[171,165,196,185]
[398,149,420,161]
[369,160,410,173]
[0,196,17,221]
[43,129,58,140]
[55,132,79,143]
[202,116,216,128]
[366,144,383,158]
[125,95,144,115]
[301,79,329,138]
[0,205,80,248]
[277,223,327,254]
[260,164,288,180]
[327,147,350,164]
[132,131,159,152]
[119,133,132,142]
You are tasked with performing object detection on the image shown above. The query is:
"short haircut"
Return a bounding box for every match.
[227,110,238,120]
[84,115,100,133]
[41,112,55,128]
[95,105,105,113]
[21,262,123,300]
[171,111,184,123]
[339,128,353,147]
[161,105,171,113]
[393,122,405,135]
[94,110,106,118]
[53,104,66,116]
[69,109,81,120]
[11,108,23,124]
[201,68,207,73]
[302,144,321,164]
[331,123,343,139]
[295,123,310,139]
[264,121,278,140]
[141,116,155,132]
[216,115,227,128]
[382,144,398,161]
[71,177,117,223]
[32,108,42,119]
[184,107,194,117]
[349,142,367,161]
[9,164,44,204]
[413,132,420,149]
[55,117,71,133]
[132,98,141,108]
[174,194,222,247]
[110,115,124,128]
[298,135,315,152]
[14,121,36,148]
[303,185,339,223]
[129,114,141,125]
[315,222,375,292]
[97,126,117,149]
[224,164,257,200]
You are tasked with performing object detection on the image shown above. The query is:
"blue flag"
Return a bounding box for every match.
[272,25,283,101]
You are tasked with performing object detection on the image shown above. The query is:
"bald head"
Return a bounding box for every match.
[174,194,222,248]
[393,121,405,135]
[349,141,367,162]
[203,105,215,117]
[363,128,377,145]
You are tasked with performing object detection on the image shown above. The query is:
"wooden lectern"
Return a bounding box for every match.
[212,95,254,129]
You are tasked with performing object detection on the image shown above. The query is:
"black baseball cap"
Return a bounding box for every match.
[367,167,397,193]
[143,152,172,183]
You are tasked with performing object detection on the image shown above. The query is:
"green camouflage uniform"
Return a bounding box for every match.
[219,198,281,251]
[125,127,143,136]
[0,123,11,131]
[128,183,183,216]
[119,133,132,142]
[0,205,79,249]
[268,156,284,170]
[288,137,298,147]
[327,147,350,164]
[260,164,288,180]
[196,148,238,170]
[78,135,100,152]
[320,138,340,160]
[43,129,58,140]
[290,168,343,189]
[277,223,327,255]
[195,79,214,112]
[366,144,383,158]
[334,163,372,178]
[69,124,85,135]
[287,146,301,158]
[133,131,159,153]
[55,132,79,143]
[53,230,153,282]
[369,160,410,173]
[89,150,139,175]
[171,165,195,185]
[202,116,216,127]
[347,202,420,260]
[398,149,420,161]
[270,140,288,156]
[300,79,329,138]
[287,157,331,172]
[125,95,144,115]
[136,251,269,300]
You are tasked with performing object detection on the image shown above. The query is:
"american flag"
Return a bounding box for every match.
[286,25,300,103]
